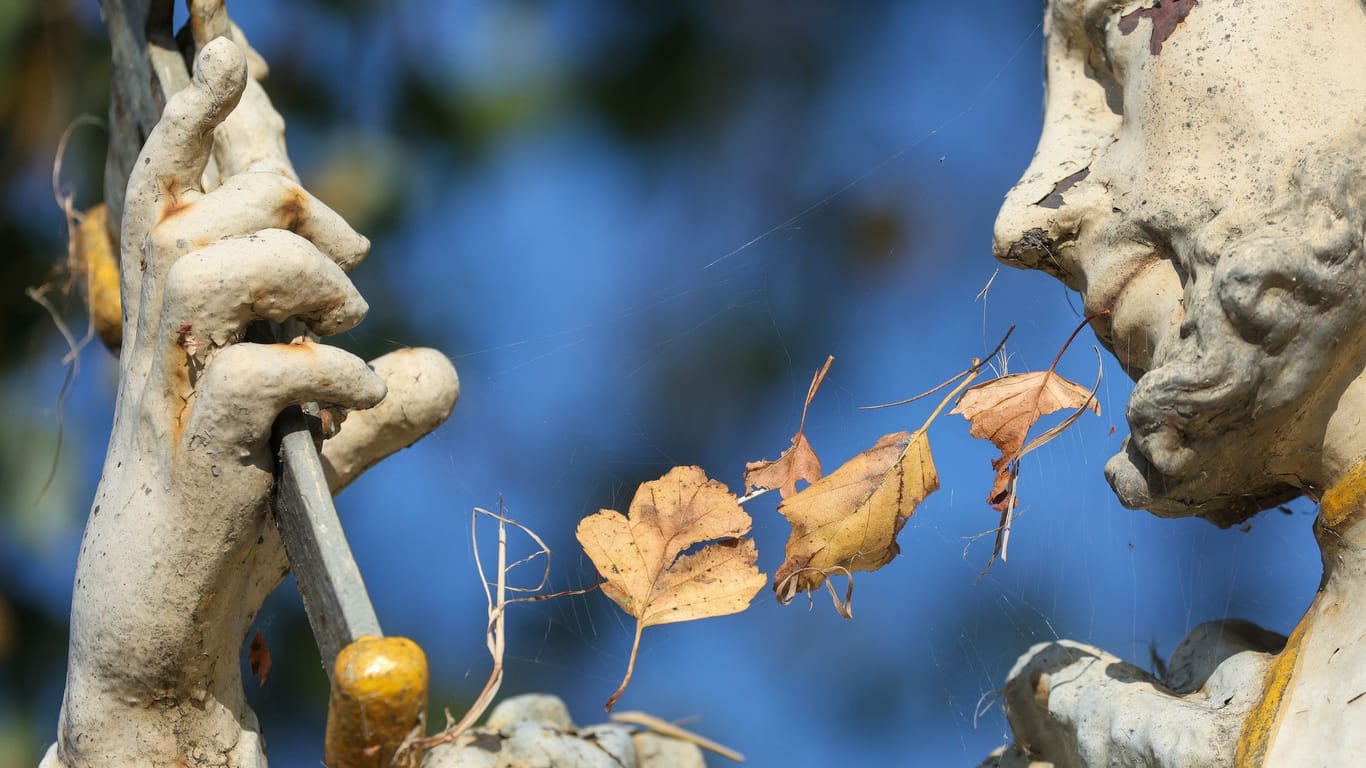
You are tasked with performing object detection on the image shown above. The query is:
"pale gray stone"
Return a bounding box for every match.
[991,1,1366,764]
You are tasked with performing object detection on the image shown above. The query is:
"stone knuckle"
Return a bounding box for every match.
[148,218,196,254]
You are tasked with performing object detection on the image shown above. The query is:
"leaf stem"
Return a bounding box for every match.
[1048,312,1107,373]
[859,326,1014,410]
[607,620,645,712]
[921,367,980,433]
[797,355,835,434]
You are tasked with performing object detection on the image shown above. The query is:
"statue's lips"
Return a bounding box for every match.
[1100,257,1183,376]
[1103,269,1295,525]
[1112,258,1255,481]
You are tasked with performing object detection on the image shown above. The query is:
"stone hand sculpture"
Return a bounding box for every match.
[42,21,458,768]
[989,0,1366,765]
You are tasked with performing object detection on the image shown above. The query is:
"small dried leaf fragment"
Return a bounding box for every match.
[745,432,822,500]
[249,630,271,687]
[576,466,765,709]
[744,356,833,498]
[774,430,938,607]
[952,370,1099,509]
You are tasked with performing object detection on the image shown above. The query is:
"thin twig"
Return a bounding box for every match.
[736,486,774,505]
[396,503,555,760]
[28,116,106,507]
[797,355,834,435]
[860,326,1014,410]
[611,710,746,763]
[25,286,80,507]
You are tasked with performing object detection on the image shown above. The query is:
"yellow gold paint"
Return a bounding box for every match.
[1319,457,1366,531]
[73,204,122,352]
[1235,607,1310,767]
[324,636,428,768]
[1237,462,1366,764]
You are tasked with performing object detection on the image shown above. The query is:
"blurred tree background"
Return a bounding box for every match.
[0,1,1325,765]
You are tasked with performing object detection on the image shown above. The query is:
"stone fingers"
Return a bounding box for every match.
[187,0,296,182]
[186,342,386,454]
[187,0,268,80]
[1003,640,1243,766]
[187,0,233,54]
[159,229,368,357]
[321,348,460,494]
[154,172,370,271]
[212,78,296,181]
[124,38,245,257]
[149,228,372,448]
[122,38,247,346]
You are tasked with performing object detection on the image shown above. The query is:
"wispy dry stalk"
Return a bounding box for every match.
[394,504,594,764]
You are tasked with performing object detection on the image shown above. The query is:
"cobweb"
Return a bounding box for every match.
[322,7,1323,766]
[10,3,1327,767]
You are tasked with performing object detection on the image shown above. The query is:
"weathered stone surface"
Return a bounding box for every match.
[422,695,705,768]
[991,1,1366,764]
[45,17,457,768]
[996,0,1366,524]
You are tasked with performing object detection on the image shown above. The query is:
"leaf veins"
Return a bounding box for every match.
[773,430,938,616]
[576,466,765,710]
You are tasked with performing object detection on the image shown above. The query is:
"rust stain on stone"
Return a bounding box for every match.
[1119,0,1198,55]
[277,188,307,233]
[159,179,192,220]
[168,356,194,445]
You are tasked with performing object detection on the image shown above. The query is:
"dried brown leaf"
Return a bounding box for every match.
[576,466,765,709]
[744,432,822,499]
[773,430,938,610]
[744,356,832,498]
[951,370,1099,509]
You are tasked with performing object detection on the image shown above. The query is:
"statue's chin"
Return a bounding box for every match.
[1105,437,1300,527]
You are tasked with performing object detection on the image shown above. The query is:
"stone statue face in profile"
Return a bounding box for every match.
[993,0,1366,526]
[987,5,1366,766]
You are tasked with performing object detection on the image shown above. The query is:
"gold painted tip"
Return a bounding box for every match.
[325,636,429,768]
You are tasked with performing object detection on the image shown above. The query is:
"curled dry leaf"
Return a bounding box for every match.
[744,356,833,498]
[745,432,821,500]
[773,430,938,613]
[576,466,766,710]
[72,203,122,351]
[951,370,1099,510]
